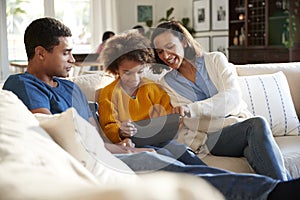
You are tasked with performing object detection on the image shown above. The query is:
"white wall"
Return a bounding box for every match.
[115,0,193,33]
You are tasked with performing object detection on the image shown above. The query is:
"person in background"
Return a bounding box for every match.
[91,31,115,71]
[132,25,145,36]
[96,31,115,54]
[98,30,204,165]
[5,17,300,200]
[150,20,290,181]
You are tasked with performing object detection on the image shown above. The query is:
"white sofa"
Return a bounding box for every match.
[1,62,300,199]
[70,63,300,178]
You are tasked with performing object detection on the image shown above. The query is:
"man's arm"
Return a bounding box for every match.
[30,108,52,114]
[104,142,155,154]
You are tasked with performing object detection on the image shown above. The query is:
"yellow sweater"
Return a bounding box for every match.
[98,77,173,143]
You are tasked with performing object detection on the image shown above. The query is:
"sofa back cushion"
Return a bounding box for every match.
[34,108,138,185]
[238,71,300,136]
[69,71,115,101]
[235,62,300,119]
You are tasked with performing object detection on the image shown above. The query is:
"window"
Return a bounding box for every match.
[6,0,92,61]
[6,0,43,60]
[54,0,92,53]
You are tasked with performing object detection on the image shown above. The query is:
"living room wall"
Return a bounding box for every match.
[114,0,228,56]
[115,0,193,33]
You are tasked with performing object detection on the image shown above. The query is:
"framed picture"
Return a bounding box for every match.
[195,36,210,52]
[193,0,210,32]
[137,5,153,23]
[211,36,229,57]
[211,0,228,30]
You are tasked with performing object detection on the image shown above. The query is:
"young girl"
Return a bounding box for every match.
[98,30,204,165]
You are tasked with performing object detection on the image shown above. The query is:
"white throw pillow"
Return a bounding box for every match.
[238,71,300,136]
[70,72,115,101]
[0,89,100,199]
[34,108,137,184]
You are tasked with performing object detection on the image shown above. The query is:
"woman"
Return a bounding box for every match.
[150,20,289,181]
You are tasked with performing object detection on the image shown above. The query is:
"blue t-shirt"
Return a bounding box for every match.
[164,56,218,102]
[3,72,92,121]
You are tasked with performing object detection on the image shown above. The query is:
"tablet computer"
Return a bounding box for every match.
[131,113,180,147]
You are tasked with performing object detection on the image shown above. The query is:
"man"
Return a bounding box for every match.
[3,17,144,153]
[3,17,300,200]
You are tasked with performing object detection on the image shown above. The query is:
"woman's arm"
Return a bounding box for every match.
[187,52,243,119]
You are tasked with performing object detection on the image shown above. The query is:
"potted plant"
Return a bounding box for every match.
[285,0,300,61]
[284,0,299,48]
[145,7,195,38]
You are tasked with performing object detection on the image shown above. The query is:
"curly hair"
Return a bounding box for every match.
[24,17,72,60]
[99,30,155,75]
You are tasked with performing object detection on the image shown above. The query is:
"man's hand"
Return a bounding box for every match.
[117,138,135,148]
[104,142,156,154]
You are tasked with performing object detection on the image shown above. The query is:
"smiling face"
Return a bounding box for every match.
[117,59,145,93]
[153,31,186,70]
[42,37,75,78]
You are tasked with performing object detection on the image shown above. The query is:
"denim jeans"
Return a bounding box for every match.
[206,116,289,181]
[116,151,279,200]
[143,140,206,165]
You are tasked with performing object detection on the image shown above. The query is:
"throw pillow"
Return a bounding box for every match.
[70,72,115,101]
[0,90,99,199]
[34,108,137,184]
[238,71,300,136]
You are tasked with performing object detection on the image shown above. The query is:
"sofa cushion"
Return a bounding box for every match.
[34,108,137,185]
[0,89,100,199]
[275,136,300,179]
[69,71,115,101]
[238,71,300,136]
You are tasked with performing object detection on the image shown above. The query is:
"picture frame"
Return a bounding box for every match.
[211,0,229,30]
[195,36,210,52]
[193,0,210,32]
[137,5,153,23]
[211,36,229,57]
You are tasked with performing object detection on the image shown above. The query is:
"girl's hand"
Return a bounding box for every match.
[171,105,191,117]
[119,120,137,138]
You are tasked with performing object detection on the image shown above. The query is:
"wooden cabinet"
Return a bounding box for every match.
[228,0,299,64]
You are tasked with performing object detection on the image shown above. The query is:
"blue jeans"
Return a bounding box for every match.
[143,140,206,165]
[116,152,279,200]
[206,116,289,181]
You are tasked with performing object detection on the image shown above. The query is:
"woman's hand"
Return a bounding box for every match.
[171,105,191,117]
[119,120,137,138]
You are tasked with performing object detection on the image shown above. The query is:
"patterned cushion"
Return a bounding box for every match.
[238,71,300,136]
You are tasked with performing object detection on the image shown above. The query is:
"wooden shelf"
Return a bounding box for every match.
[228,0,297,64]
